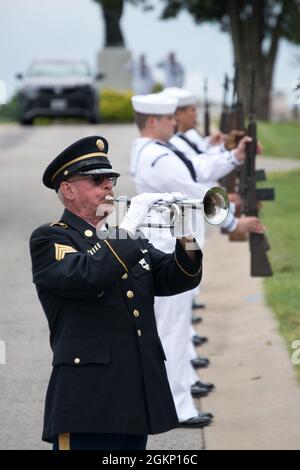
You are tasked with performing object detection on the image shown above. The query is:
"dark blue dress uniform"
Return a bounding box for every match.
[29,135,203,449]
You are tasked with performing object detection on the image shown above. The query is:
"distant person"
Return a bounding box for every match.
[126,54,154,95]
[158,52,185,88]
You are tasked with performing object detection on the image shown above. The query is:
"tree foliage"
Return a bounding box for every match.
[158,0,300,119]
[159,0,300,43]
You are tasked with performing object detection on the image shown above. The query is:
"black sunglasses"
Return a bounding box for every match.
[69,174,118,187]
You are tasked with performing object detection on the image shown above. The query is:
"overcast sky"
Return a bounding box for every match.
[0,0,299,102]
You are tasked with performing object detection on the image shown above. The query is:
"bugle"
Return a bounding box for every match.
[106,187,229,228]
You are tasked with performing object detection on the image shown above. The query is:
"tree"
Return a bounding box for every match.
[157,0,300,120]
[92,0,152,47]
[92,0,125,46]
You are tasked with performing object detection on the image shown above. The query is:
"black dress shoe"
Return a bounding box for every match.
[191,357,210,368]
[198,410,214,419]
[194,380,215,392]
[178,414,212,428]
[192,335,208,346]
[191,384,209,398]
[191,316,202,325]
[192,302,206,310]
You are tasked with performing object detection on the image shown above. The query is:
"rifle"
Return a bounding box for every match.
[203,78,211,137]
[218,65,247,241]
[219,74,230,134]
[229,64,245,136]
[243,67,274,277]
[223,64,246,194]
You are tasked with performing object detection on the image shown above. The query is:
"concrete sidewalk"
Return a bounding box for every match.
[195,229,300,450]
[257,156,300,173]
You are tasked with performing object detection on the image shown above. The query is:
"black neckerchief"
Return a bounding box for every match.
[156,141,197,182]
[176,133,204,154]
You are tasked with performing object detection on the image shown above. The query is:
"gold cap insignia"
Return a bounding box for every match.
[96,139,105,151]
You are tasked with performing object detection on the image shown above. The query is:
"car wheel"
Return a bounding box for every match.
[88,110,100,124]
[20,117,34,126]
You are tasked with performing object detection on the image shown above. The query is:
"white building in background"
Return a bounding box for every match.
[0,80,7,105]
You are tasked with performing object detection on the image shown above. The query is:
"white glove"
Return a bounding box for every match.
[119,192,174,236]
[164,192,187,202]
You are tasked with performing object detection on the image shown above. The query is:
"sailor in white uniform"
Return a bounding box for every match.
[157,52,185,88]
[162,87,264,235]
[161,86,266,389]
[129,93,260,427]
[126,54,154,95]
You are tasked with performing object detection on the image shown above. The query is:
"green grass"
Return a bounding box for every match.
[260,171,300,380]
[258,121,300,159]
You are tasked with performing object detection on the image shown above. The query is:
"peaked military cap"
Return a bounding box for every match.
[43,135,120,191]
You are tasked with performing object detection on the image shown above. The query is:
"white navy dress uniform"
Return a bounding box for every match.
[131,93,202,421]
[131,92,243,422]
[162,89,241,387]
[130,93,215,422]
[157,56,185,88]
[126,57,154,95]
[161,87,240,233]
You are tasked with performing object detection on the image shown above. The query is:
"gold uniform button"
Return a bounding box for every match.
[122,273,128,280]
[137,329,142,337]
[74,357,80,364]
[84,229,94,238]
[133,309,140,318]
[127,290,134,299]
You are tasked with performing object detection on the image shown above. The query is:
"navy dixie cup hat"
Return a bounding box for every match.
[43,135,120,191]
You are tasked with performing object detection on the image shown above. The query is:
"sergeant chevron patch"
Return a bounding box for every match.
[54,243,77,261]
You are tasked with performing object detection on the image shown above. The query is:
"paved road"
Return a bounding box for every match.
[0,124,299,450]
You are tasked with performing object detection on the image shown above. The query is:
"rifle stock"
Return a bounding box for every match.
[250,233,273,276]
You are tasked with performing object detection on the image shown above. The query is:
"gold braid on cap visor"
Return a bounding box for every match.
[51,152,108,183]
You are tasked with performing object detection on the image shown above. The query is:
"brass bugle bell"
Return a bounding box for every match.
[105,186,229,226]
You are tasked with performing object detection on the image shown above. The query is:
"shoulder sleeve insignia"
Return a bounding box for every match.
[54,243,77,261]
[50,222,68,228]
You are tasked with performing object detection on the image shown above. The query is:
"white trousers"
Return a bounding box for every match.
[144,232,199,421]
[154,291,199,421]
